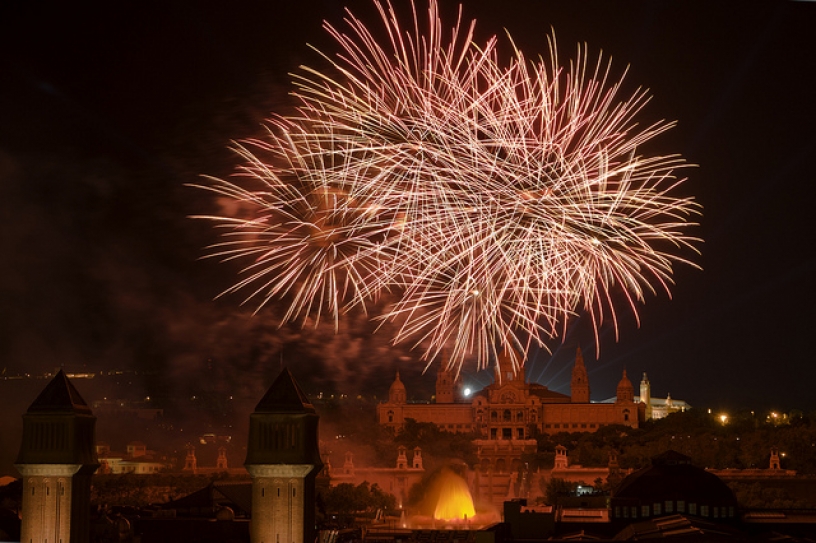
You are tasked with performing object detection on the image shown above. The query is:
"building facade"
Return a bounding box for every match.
[322,446,425,508]
[377,347,645,438]
[15,370,99,543]
[245,368,323,543]
[601,372,690,420]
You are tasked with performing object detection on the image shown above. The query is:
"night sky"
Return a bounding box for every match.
[2,0,815,413]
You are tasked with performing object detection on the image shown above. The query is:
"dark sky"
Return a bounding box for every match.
[1,0,815,413]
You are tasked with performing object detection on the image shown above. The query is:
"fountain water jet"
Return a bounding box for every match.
[433,469,476,521]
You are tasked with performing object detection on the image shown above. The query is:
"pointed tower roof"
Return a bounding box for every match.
[17,370,97,466]
[255,368,315,414]
[575,346,586,368]
[494,344,525,383]
[27,370,93,414]
[617,369,633,389]
[390,370,406,390]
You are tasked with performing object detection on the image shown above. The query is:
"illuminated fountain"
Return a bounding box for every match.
[434,470,476,522]
[406,468,499,529]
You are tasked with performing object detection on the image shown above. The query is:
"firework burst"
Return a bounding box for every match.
[196,0,701,374]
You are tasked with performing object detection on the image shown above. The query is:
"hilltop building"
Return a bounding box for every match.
[96,441,172,474]
[600,372,691,419]
[15,370,99,543]
[377,347,647,509]
[377,347,646,439]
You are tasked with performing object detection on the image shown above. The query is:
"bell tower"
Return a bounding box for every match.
[615,369,634,403]
[435,368,456,404]
[16,370,98,543]
[245,368,322,543]
[640,372,652,420]
[570,347,590,403]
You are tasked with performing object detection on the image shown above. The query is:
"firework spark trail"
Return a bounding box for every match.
[195,0,701,374]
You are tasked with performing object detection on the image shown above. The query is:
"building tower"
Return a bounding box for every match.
[570,347,591,403]
[15,370,98,543]
[388,371,406,405]
[412,447,423,470]
[616,369,634,403]
[553,445,569,470]
[435,367,456,404]
[769,447,781,470]
[245,368,322,543]
[183,444,198,473]
[494,345,525,385]
[396,446,408,469]
[216,446,228,471]
[607,450,623,487]
[640,372,652,420]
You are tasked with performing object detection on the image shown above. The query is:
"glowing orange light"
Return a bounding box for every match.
[433,471,475,521]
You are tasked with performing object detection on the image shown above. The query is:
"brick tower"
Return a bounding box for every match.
[640,372,653,420]
[570,347,591,403]
[15,370,98,543]
[245,368,322,543]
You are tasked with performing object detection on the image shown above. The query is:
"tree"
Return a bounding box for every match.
[543,478,576,505]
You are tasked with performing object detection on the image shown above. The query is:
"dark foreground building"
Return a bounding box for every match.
[16,370,99,543]
[611,450,740,524]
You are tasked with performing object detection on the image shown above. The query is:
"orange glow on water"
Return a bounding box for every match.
[433,471,476,521]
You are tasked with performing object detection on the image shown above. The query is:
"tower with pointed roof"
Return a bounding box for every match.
[16,370,98,543]
[616,369,634,403]
[245,368,322,543]
[640,372,652,420]
[494,344,525,385]
[435,351,463,403]
[388,371,406,405]
[570,347,591,403]
[435,368,456,403]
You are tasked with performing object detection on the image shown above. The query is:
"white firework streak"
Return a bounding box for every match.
[196,0,701,374]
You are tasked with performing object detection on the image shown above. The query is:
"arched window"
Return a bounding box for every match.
[503,410,511,422]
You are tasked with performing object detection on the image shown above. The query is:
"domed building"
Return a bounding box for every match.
[611,451,739,524]
[378,347,646,437]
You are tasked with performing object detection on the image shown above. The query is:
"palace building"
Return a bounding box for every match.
[377,347,646,438]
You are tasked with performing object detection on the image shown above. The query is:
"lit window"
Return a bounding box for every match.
[641,505,650,517]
